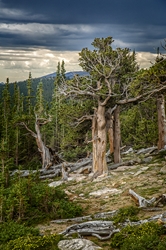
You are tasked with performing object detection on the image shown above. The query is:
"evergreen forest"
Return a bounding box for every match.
[0,37,166,249]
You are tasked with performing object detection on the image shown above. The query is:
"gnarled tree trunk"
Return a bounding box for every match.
[35,120,52,168]
[113,106,121,163]
[21,114,59,169]
[92,104,107,176]
[92,109,98,173]
[106,109,114,154]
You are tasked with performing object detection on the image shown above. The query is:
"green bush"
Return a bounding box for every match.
[0,222,39,248]
[110,222,166,250]
[1,174,83,224]
[53,199,83,219]
[5,234,63,250]
[112,206,140,224]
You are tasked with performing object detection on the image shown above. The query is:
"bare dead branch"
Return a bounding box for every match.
[92,229,120,241]
[117,83,166,105]
[74,114,93,127]
[19,122,37,138]
[129,189,156,207]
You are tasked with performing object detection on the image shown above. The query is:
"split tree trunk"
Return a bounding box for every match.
[157,94,166,150]
[113,106,121,163]
[35,120,52,169]
[21,115,55,169]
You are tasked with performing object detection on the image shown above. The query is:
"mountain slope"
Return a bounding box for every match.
[0,71,89,102]
[41,71,89,79]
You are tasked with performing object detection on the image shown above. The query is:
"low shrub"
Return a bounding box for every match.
[0,222,39,249]
[110,222,166,250]
[1,174,83,224]
[112,206,140,224]
[5,234,63,250]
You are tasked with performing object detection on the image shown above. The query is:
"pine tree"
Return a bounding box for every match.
[35,81,45,116]
[26,72,34,116]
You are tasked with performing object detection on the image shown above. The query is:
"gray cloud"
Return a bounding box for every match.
[1,0,166,26]
[0,23,165,53]
[0,0,165,82]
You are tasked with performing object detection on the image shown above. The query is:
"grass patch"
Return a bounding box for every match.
[137,186,161,197]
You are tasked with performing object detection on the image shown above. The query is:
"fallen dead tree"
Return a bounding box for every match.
[10,146,163,180]
[129,189,166,208]
[51,211,117,224]
[60,220,120,240]
[59,212,166,240]
[10,157,93,179]
[129,189,156,207]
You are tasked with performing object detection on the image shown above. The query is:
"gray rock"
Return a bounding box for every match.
[134,170,143,176]
[142,157,153,163]
[48,180,63,187]
[140,167,149,171]
[89,187,122,197]
[58,239,102,250]
[160,166,166,173]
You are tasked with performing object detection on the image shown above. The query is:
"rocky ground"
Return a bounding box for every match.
[37,147,166,249]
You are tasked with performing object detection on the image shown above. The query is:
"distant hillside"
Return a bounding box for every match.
[42,71,89,79]
[0,71,89,103]
[0,77,54,104]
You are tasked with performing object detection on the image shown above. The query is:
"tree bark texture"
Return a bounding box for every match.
[106,108,114,154]
[21,115,60,169]
[157,95,166,150]
[92,105,108,175]
[92,109,98,173]
[113,106,121,163]
[34,121,52,169]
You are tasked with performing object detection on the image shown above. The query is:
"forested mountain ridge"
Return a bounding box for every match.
[0,70,88,103]
[41,70,89,79]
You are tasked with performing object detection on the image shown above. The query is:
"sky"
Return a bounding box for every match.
[0,0,166,83]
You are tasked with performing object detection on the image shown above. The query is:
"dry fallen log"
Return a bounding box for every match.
[136,146,158,155]
[39,170,61,179]
[129,190,166,208]
[51,211,117,224]
[60,220,119,240]
[68,158,92,173]
[108,160,138,170]
[154,194,166,207]
[129,189,156,207]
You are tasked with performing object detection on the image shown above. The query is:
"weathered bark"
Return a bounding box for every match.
[20,114,60,169]
[35,122,52,169]
[92,109,98,173]
[129,189,156,207]
[60,220,118,239]
[51,211,117,224]
[113,106,121,163]
[106,107,116,154]
[61,163,69,181]
[93,104,107,176]
[157,94,166,150]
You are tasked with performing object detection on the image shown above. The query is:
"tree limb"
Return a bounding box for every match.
[19,122,37,138]
[117,82,166,105]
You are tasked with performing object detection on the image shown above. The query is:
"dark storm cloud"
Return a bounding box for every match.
[0,0,165,52]
[1,0,166,25]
